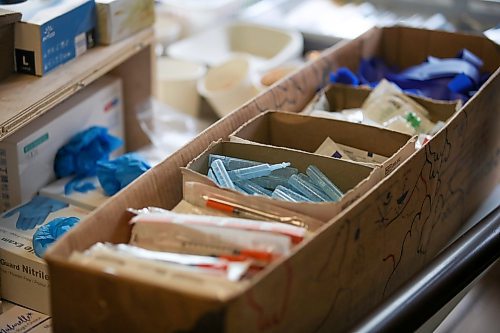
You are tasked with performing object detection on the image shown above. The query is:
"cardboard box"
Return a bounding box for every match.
[0,0,96,76]
[0,75,124,212]
[0,195,89,314]
[45,27,499,332]
[309,83,459,124]
[183,140,382,221]
[96,0,155,45]
[0,300,52,332]
[230,110,418,177]
[40,176,109,211]
[0,9,21,81]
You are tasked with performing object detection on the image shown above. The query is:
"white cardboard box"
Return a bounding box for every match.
[96,0,154,45]
[0,0,96,76]
[0,300,52,332]
[0,195,89,314]
[40,176,109,211]
[0,75,124,212]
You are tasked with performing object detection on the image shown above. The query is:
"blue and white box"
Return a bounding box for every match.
[40,176,109,210]
[0,195,89,314]
[0,0,96,76]
[0,75,124,212]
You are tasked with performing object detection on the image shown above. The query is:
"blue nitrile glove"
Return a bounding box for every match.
[329,67,360,86]
[3,196,69,231]
[32,216,80,258]
[64,177,97,195]
[356,49,488,102]
[54,126,123,179]
[96,153,151,196]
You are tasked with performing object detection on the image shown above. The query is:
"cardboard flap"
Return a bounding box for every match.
[0,9,21,26]
[381,26,500,72]
[324,83,459,122]
[232,110,413,158]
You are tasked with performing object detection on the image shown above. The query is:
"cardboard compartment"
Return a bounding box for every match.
[0,9,20,81]
[230,110,417,176]
[45,27,499,333]
[182,140,381,221]
[316,83,459,124]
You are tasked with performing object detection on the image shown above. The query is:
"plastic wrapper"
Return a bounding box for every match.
[136,99,211,160]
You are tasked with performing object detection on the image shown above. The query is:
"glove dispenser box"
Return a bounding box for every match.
[0,195,89,314]
[0,75,124,213]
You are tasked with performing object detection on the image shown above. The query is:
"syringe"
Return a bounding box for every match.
[228,162,291,180]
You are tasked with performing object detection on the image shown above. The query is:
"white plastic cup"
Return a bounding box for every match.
[156,57,206,116]
[197,57,259,118]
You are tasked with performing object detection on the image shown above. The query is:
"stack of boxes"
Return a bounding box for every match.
[0,0,154,320]
[0,74,125,313]
[0,0,154,76]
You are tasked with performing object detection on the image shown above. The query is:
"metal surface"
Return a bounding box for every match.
[352,204,500,333]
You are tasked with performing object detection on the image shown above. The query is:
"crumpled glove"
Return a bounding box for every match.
[32,216,80,258]
[54,126,123,179]
[96,153,151,196]
[63,177,97,195]
[3,196,69,231]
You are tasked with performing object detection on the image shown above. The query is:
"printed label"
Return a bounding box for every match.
[0,149,9,212]
[74,33,87,57]
[14,50,36,76]
[0,302,51,333]
[23,134,49,154]
[337,143,388,164]
[314,137,352,160]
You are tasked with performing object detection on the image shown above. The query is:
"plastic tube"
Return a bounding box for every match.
[209,154,259,170]
[234,180,272,197]
[306,165,343,201]
[228,162,290,180]
[274,185,312,202]
[288,174,330,202]
[209,154,297,177]
[252,175,289,190]
[207,168,217,183]
[272,188,296,202]
[210,159,236,190]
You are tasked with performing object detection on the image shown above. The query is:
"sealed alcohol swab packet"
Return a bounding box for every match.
[314,137,352,160]
[313,137,388,164]
[130,210,307,244]
[362,80,436,134]
[130,218,292,260]
[69,243,250,297]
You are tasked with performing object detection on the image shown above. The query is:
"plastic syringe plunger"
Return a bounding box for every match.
[228,162,291,180]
